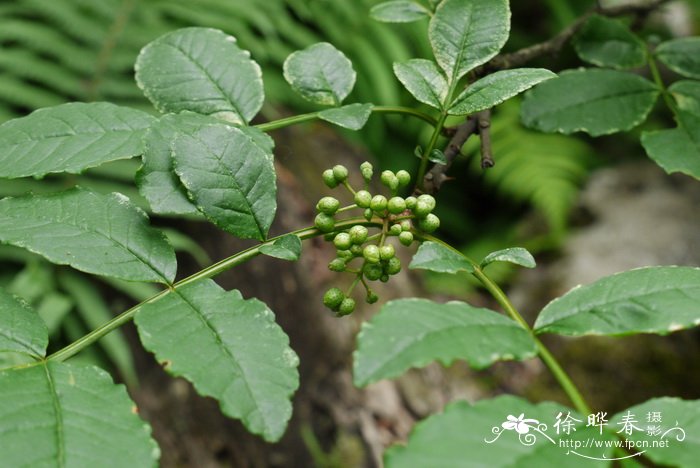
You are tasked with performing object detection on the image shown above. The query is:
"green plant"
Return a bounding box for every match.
[1,1,699,467]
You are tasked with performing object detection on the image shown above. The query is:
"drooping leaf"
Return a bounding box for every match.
[449,68,556,115]
[318,103,373,130]
[0,361,159,467]
[534,266,700,336]
[135,27,264,124]
[669,80,700,116]
[656,37,700,79]
[385,396,612,467]
[135,279,299,442]
[354,298,536,386]
[283,43,356,106]
[171,123,277,241]
[409,241,475,274]
[521,69,659,136]
[642,111,700,180]
[259,234,302,261]
[429,0,510,83]
[573,15,646,69]
[0,102,155,179]
[0,188,177,284]
[370,1,430,23]
[393,59,449,109]
[610,397,700,467]
[0,287,47,358]
[481,247,536,269]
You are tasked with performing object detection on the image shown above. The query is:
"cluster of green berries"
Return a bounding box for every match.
[315,162,440,316]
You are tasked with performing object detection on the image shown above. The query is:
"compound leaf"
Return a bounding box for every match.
[573,15,646,69]
[0,361,159,467]
[409,241,475,274]
[535,266,700,336]
[656,37,700,79]
[135,27,264,124]
[0,102,154,179]
[354,298,536,386]
[318,103,373,130]
[135,279,299,442]
[259,234,302,261]
[393,59,449,109]
[642,111,700,180]
[0,188,177,284]
[0,287,47,358]
[370,1,430,23]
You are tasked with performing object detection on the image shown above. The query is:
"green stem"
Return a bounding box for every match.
[254,105,438,132]
[416,111,448,190]
[48,217,380,362]
[647,51,677,114]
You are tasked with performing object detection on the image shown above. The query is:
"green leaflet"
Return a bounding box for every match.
[521,68,659,136]
[535,266,700,336]
[409,241,475,274]
[0,188,177,284]
[283,42,356,106]
[134,279,299,442]
[481,247,536,269]
[429,0,510,83]
[353,298,536,386]
[0,361,159,467]
[171,123,277,241]
[259,234,302,261]
[642,111,700,180]
[393,59,448,109]
[449,68,556,115]
[135,27,264,124]
[656,37,700,79]
[370,1,430,23]
[573,15,646,69]
[670,80,700,116]
[318,103,373,130]
[0,102,155,179]
[0,287,47,358]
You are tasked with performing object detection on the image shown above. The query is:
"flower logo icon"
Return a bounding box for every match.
[502,414,540,434]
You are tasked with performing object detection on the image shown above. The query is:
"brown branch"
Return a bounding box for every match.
[422,115,478,193]
[477,110,494,169]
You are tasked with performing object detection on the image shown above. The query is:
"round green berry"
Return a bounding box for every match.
[338,297,356,316]
[354,190,372,208]
[387,197,406,214]
[366,291,379,304]
[323,287,344,310]
[414,200,433,218]
[350,244,363,256]
[332,165,349,182]
[364,208,374,221]
[317,196,340,215]
[314,213,335,232]
[370,195,387,212]
[379,244,395,261]
[360,161,373,180]
[380,274,389,283]
[400,220,412,231]
[363,244,381,264]
[328,258,347,272]
[399,231,414,246]
[417,194,436,211]
[389,224,402,236]
[323,169,338,188]
[363,263,383,281]
[349,225,369,244]
[405,196,417,210]
[396,170,411,187]
[337,249,353,259]
[385,257,402,275]
[418,213,440,233]
[380,170,395,187]
[333,232,352,250]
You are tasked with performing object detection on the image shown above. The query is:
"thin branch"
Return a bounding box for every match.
[422,115,478,193]
[477,110,494,169]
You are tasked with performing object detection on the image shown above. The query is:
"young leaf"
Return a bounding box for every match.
[283,43,356,106]
[573,15,646,69]
[0,287,47,358]
[134,279,299,442]
[481,247,536,269]
[0,361,159,467]
[318,103,373,130]
[669,80,700,116]
[521,69,658,136]
[642,111,700,180]
[656,37,700,79]
[393,59,448,109]
[449,68,556,115]
[610,397,700,466]
[370,1,430,23]
[429,0,510,83]
[0,102,155,179]
[135,27,264,124]
[534,266,700,336]
[171,123,277,241]
[259,234,302,261]
[354,298,536,386]
[0,188,177,284]
[428,149,447,164]
[409,241,475,274]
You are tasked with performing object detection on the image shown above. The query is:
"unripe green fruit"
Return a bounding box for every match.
[349,225,368,244]
[363,244,381,264]
[350,244,363,256]
[370,195,387,212]
[405,196,417,209]
[317,196,340,215]
[354,190,372,208]
[338,297,356,316]
[364,208,374,221]
[322,169,338,188]
[380,170,395,187]
[399,231,414,246]
[337,249,353,259]
[323,287,344,310]
[413,200,433,218]
[333,165,349,182]
[333,232,352,250]
[360,161,373,180]
[396,170,411,187]
[328,258,347,272]
[400,220,412,231]
[380,274,389,283]
[417,194,436,211]
[385,257,401,275]
[363,263,383,281]
[366,291,379,304]
[387,197,406,214]
[315,213,335,232]
[418,213,440,233]
[389,224,402,236]
[379,244,395,261]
